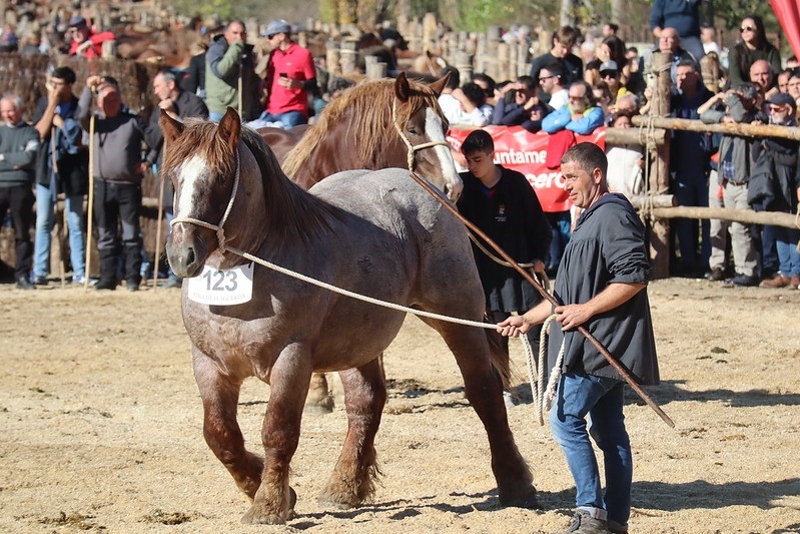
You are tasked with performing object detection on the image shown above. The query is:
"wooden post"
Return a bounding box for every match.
[497,42,510,82]
[648,51,672,279]
[475,33,487,75]
[455,51,472,82]
[365,56,387,80]
[339,38,357,76]
[326,39,341,77]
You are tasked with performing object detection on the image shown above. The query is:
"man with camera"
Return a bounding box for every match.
[205,20,260,122]
[260,19,317,128]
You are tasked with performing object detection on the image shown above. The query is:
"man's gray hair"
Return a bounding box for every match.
[0,94,23,110]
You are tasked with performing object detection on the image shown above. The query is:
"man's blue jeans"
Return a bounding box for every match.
[550,371,632,527]
[775,226,800,277]
[259,110,307,129]
[33,183,86,280]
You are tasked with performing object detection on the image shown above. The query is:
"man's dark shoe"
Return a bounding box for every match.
[94,279,117,291]
[126,279,140,292]
[560,511,612,534]
[706,267,725,281]
[16,277,35,290]
[724,274,758,287]
[32,275,48,286]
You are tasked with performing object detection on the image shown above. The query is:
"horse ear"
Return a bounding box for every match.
[394,71,411,102]
[429,70,451,97]
[217,107,241,151]
[160,109,184,143]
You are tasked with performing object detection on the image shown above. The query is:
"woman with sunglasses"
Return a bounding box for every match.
[727,15,781,88]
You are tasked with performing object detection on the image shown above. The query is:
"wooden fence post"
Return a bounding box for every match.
[648,51,672,279]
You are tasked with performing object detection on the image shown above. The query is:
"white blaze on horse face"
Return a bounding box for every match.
[425,107,462,201]
[176,155,213,219]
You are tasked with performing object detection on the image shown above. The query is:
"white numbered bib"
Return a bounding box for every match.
[187,262,254,305]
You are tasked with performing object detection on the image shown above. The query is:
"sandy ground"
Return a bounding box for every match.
[0,277,799,534]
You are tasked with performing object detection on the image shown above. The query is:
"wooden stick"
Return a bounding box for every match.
[153,139,166,289]
[409,171,676,428]
[84,115,95,290]
[51,126,66,287]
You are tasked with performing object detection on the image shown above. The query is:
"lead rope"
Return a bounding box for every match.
[527,315,565,425]
[170,144,498,331]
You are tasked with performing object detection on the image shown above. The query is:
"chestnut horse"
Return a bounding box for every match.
[280,72,461,201]
[270,72,463,412]
[161,109,536,524]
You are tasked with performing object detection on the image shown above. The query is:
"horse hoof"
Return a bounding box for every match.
[240,508,285,525]
[240,488,297,525]
[499,488,539,509]
[304,394,335,414]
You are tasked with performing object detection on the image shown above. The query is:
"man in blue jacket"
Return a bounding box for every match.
[31,66,88,286]
[541,81,604,275]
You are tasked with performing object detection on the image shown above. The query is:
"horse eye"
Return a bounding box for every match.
[408,126,420,135]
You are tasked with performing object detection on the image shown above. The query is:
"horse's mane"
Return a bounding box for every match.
[282,77,441,178]
[164,118,340,248]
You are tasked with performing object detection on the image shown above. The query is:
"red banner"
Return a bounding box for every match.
[447,125,606,212]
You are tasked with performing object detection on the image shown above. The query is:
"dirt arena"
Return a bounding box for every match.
[0,277,798,533]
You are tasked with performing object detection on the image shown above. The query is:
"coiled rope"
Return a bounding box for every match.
[524,314,566,426]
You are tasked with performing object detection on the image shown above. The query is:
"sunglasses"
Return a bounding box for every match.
[600,71,618,79]
[568,95,586,101]
[538,74,557,82]
[740,26,755,32]
[769,105,788,112]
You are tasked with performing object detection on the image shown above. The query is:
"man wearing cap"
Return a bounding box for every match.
[67,16,115,58]
[699,83,760,287]
[261,19,317,128]
[598,60,631,111]
[751,92,800,289]
[205,20,261,122]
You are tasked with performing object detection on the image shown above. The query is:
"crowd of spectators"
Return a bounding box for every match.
[438,14,799,288]
[0,9,798,291]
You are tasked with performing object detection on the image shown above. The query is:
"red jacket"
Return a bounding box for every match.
[69,31,115,58]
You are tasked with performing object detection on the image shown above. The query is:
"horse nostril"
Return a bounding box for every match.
[186,247,196,267]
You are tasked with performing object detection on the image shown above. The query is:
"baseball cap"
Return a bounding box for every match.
[767,92,797,110]
[265,20,291,38]
[599,60,619,74]
[68,16,87,29]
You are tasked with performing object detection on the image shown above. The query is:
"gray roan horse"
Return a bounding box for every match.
[161,109,536,524]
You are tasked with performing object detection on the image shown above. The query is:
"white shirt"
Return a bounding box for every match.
[438,93,463,125]
[548,88,569,110]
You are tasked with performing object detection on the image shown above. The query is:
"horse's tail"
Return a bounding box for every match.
[485,328,513,391]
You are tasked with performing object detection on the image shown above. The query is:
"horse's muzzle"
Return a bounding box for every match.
[166,224,211,278]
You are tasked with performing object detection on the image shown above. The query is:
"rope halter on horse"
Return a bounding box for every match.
[392,99,451,172]
[168,146,241,253]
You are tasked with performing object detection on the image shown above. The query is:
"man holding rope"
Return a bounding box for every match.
[497,143,659,534]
